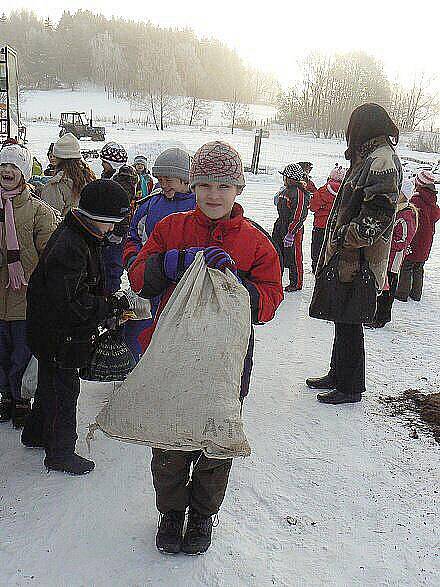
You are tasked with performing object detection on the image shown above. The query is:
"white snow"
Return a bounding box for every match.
[1,107,440,587]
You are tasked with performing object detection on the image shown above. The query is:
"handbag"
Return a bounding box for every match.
[79,328,136,382]
[309,249,377,324]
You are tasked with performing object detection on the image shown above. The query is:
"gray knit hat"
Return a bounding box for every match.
[53,133,81,159]
[152,148,190,182]
[190,141,245,189]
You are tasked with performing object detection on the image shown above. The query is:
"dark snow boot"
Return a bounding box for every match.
[155,510,185,554]
[306,374,336,390]
[44,453,95,475]
[182,509,214,555]
[317,390,361,405]
[0,398,13,423]
[11,400,31,429]
[21,427,45,449]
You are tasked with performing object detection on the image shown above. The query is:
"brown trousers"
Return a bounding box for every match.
[151,449,232,516]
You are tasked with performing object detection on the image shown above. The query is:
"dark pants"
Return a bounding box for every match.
[284,228,304,288]
[329,323,365,396]
[151,449,232,516]
[375,272,399,325]
[0,320,32,401]
[311,227,325,274]
[23,359,80,457]
[396,260,424,302]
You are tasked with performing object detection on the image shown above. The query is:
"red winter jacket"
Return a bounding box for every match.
[129,203,283,351]
[388,205,418,273]
[309,180,340,228]
[406,187,440,262]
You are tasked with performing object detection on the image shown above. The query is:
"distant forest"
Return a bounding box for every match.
[0,10,280,104]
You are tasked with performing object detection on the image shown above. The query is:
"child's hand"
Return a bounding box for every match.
[163,248,204,282]
[204,246,237,274]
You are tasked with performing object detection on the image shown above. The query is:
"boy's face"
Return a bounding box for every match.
[0,164,23,191]
[134,163,145,174]
[157,176,187,199]
[195,183,242,220]
[101,160,114,174]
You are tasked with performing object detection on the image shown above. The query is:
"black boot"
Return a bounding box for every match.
[306,374,336,390]
[21,426,46,449]
[11,400,31,429]
[182,509,214,555]
[155,510,186,554]
[0,397,13,423]
[44,453,95,475]
[317,390,361,404]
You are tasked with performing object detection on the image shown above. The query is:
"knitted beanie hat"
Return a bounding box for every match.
[77,179,130,222]
[329,165,346,183]
[152,148,191,183]
[53,133,81,159]
[0,143,33,181]
[190,141,245,188]
[100,142,128,170]
[112,165,139,200]
[415,169,436,189]
[279,163,304,182]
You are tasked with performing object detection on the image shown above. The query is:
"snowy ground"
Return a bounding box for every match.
[1,117,440,587]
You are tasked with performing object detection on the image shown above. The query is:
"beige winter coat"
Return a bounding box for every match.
[40,171,78,217]
[0,187,59,320]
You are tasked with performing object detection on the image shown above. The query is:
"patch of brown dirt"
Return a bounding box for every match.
[379,390,440,444]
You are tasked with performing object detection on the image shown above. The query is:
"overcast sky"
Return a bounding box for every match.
[8,0,439,86]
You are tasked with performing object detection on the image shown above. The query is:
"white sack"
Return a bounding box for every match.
[95,252,251,459]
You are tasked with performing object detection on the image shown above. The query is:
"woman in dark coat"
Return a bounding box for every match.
[306,103,402,404]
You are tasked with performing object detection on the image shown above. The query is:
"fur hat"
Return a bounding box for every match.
[329,165,346,183]
[53,133,81,159]
[0,143,33,181]
[279,163,304,182]
[190,141,245,188]
[100,142,128,171]
[112,165,139,200]
[78,179,130,223]
[153,148,191,183]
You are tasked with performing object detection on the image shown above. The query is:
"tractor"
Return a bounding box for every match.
[59,111,105,142]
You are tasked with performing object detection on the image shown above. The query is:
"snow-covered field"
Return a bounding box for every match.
[1,114,440,587]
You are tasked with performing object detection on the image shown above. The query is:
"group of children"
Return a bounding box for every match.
[1,126,438,554]
[0,135,283,555]
[272,159,439,327]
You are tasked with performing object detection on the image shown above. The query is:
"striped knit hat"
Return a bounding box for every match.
[415,169,436,189]
[190,141,245,188]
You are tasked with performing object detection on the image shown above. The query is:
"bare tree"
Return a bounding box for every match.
[222,90,249,134]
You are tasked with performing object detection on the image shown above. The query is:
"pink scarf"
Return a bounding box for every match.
[0,186,28,291]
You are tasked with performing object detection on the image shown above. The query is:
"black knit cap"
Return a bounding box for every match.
[345,103,399,161]
[78,179,130,222]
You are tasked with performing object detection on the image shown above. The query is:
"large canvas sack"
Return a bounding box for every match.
[95,252,252,459]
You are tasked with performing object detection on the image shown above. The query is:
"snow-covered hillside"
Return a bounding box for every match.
[1,120,440,587]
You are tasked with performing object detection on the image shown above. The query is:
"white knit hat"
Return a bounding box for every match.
[53,133,81,159]
[0,144,33,181]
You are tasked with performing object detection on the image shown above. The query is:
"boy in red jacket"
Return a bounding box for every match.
[309,165,346,273]
[129,141,283,555]
[396,170,440,301]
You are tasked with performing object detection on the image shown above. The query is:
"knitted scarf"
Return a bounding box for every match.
[0,186,28,291]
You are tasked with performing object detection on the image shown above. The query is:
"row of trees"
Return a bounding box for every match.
[0,10,280,107]
[277,52,439,136]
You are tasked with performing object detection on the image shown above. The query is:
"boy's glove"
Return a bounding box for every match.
[116,288,152,320]
[203,246,237,274]
[163,248,204,282]
[283,233,295,248]
[104,293,130,330]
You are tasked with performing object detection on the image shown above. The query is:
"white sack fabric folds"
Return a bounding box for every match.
[95,252,252,459]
